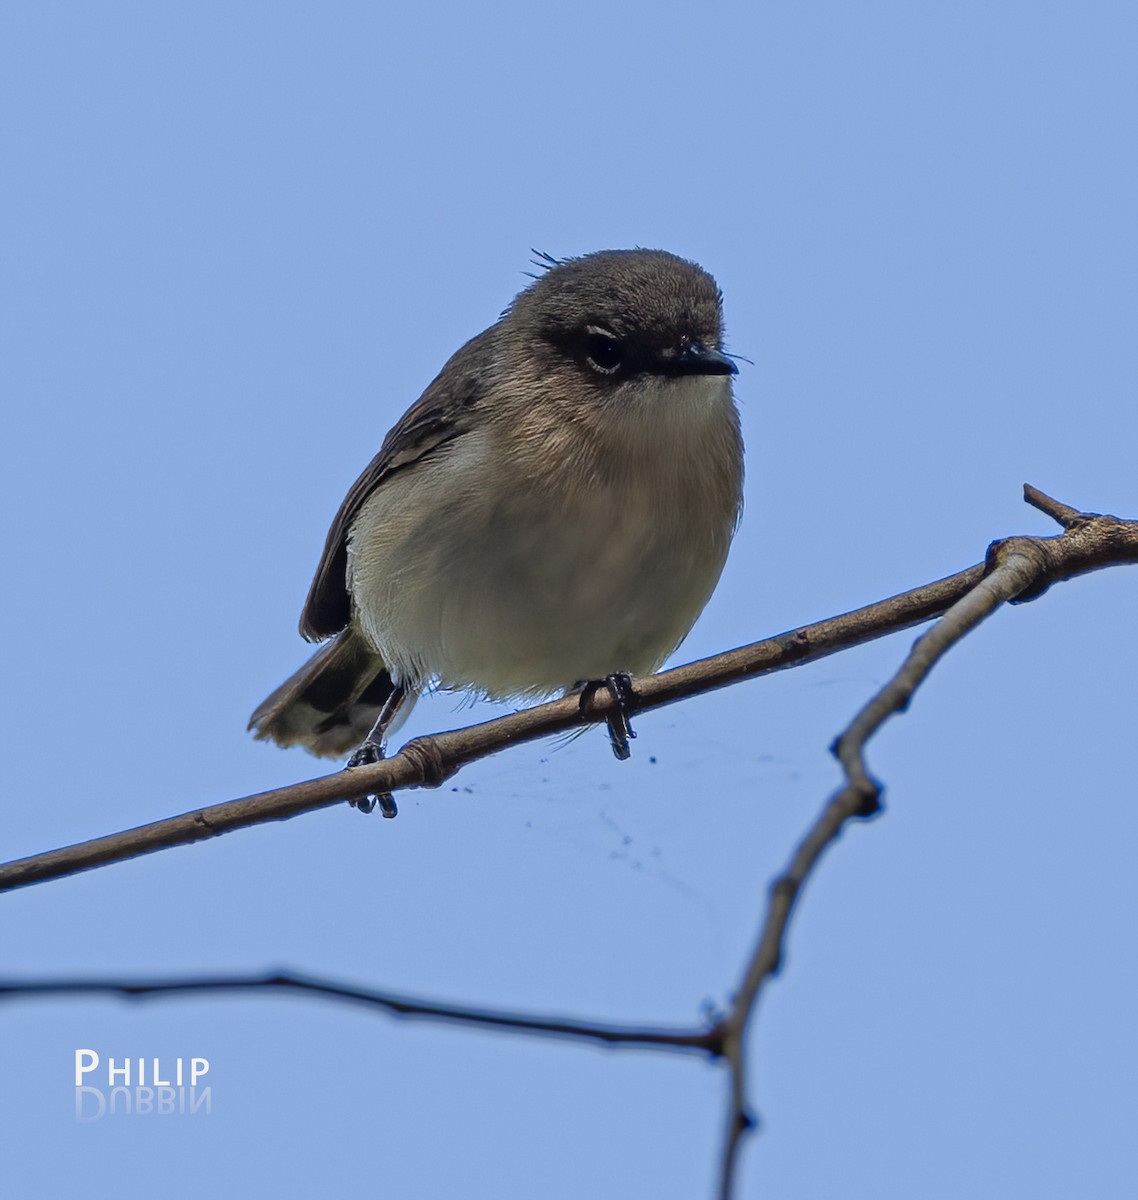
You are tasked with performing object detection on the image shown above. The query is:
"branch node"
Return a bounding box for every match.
[984,535,1055,603]
[702,1021,728,1059]
[737,1107,759,1134]
[401,737,453,789]
[769,875,799,908]
[777,629,813,662]
[849,781,883,820]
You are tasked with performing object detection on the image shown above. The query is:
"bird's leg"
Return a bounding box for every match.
[602,672,638,760]
[579,672,638,761]
[345,683,407,818]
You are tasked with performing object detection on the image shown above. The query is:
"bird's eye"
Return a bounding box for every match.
[584,329,623,374]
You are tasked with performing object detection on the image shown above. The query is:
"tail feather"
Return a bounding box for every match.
[249,629,411,759]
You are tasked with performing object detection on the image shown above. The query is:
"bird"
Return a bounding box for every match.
[249,248,744,814]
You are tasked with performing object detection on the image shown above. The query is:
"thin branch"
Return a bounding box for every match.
[0,971,718,1054]
[712,492,1138,1198]
[1,564,989,892]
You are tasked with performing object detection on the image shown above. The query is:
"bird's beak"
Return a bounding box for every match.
[663,343,739,377]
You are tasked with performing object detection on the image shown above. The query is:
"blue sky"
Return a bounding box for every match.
[3,3,1137,1197]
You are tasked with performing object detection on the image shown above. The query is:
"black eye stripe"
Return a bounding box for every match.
[549,325,724,378]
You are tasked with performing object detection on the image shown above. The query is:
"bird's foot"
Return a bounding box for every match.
[580,672,638,761]
[345,740,397,818]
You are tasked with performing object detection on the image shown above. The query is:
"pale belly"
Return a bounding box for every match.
[347,384,742,697]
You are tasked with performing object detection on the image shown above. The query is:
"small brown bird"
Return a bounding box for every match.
[250,249,744,812]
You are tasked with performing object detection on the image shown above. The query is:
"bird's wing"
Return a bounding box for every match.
[299,327,497,640]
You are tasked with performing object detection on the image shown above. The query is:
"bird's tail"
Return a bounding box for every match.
[248,628,412,759]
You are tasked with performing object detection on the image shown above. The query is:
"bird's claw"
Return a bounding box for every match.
[580,672,638,761]
[345,740,398,818]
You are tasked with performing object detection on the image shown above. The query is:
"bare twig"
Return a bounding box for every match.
[1,564,988,892]
[0,971,718,1053]
[712,489,1138,1197]
[1023,482,1089,528]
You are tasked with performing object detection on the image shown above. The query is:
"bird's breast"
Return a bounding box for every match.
[348,375,742,697]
